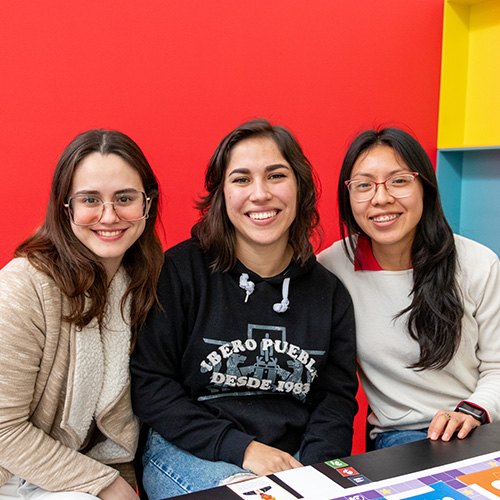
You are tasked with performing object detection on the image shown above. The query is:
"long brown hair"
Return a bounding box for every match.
[193,118,320,271]
[15,129,164,348]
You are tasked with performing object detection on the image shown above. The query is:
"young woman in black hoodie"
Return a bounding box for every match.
[131,118,358,499]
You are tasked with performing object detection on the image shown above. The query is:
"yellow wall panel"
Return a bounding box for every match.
[438,0,500,148]
[438,2,470,147]
[465,0,500,145]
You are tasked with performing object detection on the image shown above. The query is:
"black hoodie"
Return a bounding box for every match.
[131,238,358,467]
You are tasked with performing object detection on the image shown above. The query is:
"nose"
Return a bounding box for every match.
[371,182,394,205]
[99,202,121,223]
[249,179,272,202]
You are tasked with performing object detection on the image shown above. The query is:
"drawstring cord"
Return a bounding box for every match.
[239,273,255,303]
[239,273,290,313]
[273,277,290,313]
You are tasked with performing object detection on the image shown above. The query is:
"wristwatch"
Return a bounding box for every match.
[455,402,489,425]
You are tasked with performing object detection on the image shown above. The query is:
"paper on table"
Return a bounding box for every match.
[275,465,346,499]
[227,475,298,499]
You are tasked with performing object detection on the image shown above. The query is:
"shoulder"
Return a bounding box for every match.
[164,237,206,264]
[158,238,212,290]
[0,258,64,339]
[163,238,214,273]
[454,234,500,293]
[317,240,351,274]
[318,240,347,260]
[304,254,353,306]
[1,256,37,276]
[308,254,342,283]
[454,234,498,266]
[454,234,500,282]
[0,257,58,293]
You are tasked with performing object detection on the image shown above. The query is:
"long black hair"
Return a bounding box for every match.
[338,127,464,370]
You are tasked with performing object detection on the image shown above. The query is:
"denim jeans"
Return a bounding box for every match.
[375,428,428,449]
[142,430,256,500]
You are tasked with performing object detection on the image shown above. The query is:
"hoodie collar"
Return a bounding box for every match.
[231,251,316,284]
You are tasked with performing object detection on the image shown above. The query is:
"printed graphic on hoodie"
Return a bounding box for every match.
[198,324,325,402]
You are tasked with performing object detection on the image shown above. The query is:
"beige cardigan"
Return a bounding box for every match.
[0,258,139,496]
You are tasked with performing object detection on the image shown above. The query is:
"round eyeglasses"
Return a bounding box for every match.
[345,172,419,202]
[64,191,151,226]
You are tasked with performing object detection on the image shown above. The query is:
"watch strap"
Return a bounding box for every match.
[455,401,489,425]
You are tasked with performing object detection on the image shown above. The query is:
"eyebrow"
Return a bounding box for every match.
[351,168,409,179]
[226,163,291,177]
[72,188,141,196]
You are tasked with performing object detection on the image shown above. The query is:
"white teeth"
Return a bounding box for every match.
[96,230,123,236]
[372,214,399,222]
[248,211,278,220]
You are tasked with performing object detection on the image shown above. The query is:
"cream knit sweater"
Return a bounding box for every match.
[318,234,500,436]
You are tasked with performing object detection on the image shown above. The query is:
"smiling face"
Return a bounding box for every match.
[69,152,147,278]
[349,145,424,269]
[223,136,298,262]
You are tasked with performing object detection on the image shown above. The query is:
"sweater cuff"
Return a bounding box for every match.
[216,428,255,467]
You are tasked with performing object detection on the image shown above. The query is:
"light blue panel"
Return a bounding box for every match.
[460,149,500,256]
[437,150,463,234]
[437,147,500,257]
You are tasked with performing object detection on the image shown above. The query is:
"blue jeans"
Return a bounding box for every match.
[142,430,256,499]
[375,428,428,449]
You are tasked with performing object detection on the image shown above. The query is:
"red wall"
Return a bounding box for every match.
[0,0,444,454]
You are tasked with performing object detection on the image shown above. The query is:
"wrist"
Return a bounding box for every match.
[455,401,489,425]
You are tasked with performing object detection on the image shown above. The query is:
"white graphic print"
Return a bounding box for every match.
[198,324,325,402]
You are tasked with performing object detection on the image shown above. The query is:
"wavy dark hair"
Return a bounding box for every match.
[193,118,320,271]
[338,127,463,370]
[15,129,164,349]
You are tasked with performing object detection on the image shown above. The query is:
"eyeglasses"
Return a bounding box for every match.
[64,191,151,226]
[345,172,419,202]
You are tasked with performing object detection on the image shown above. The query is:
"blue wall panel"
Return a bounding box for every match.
[437,147,500,257]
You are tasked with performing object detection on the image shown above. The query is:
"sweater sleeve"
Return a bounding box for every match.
[130,251,255,466]
[462,251,500,422]
[299,276,358,465]
[0,260,118,496]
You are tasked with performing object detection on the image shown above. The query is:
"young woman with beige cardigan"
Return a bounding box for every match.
[0,130,164,499]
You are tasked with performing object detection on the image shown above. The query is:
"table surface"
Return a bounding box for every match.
[167,422,500,499]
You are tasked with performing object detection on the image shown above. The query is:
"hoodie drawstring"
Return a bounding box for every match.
[273,277,290,313]
[239,273,255,303]
[239,273,290,313]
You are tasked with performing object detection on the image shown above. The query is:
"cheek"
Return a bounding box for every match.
[350,200,367,228]
[70,224,85,244]
[70,225,95,253]
[224,189,242,214]
[222,191,236,226]
[290,195,298,220]
[132,220,147,241]
[406,191,424,224]
[412,204,424,228]
[223,191,231,215]
[279,183,298,210]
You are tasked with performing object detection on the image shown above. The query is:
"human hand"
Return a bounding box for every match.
[97,475,140,500]
[427,409,480,442]
[242,440,303,477]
